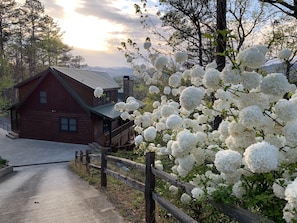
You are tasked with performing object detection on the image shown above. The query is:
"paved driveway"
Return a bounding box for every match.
[0,129,125,223]
[0,129,88,166]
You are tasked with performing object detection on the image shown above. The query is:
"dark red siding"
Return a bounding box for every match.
[18,72,94,144]
[62,75,94,107]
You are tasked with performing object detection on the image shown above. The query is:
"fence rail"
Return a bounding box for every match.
[75,149,275,223]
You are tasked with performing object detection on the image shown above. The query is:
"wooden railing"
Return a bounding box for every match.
[94,121,134,147]
[75,150,275,223]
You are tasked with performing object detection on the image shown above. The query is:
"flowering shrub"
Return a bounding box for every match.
[109,45,297,222]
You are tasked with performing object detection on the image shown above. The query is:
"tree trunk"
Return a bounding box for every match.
[216,0,226,71]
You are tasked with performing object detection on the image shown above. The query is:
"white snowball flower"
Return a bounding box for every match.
[166,114,183,129]
[190,65,205,78]
[169,72,182,87]
[191,187,205,200]
[115,102,126,111]
[120,111,130,120]
[94,87,104,98]
[176,155,195,173]
[171,88,179,96]
[243,141,279,173]
[232,181,246,199]
[135,135,143,147]
[278,49,292,60]
[149,85,160,94]
[221,65,242,85]
[283,202,297,223]
[161,105,175,118]
[177,130,198,154]
[182,70,191,80]
[237,47,265,69]
[221,170,242,184]
[284,120,297,147]
[285,178,297,205]
[239,105,265,129]
[169,185,179,195]
[126,100,139,111]
[202,68,221,89]
[255,45,268,55]
[214,150,242,174]
[163,86,171,95]
[180,86,205,111]
[218,120,230,138]
[241,71,261,90]
[152,101,160,108]
[273,181,286,199]
[206,60,217,69]
[143,41,151,50]
[155,160,164,170]
[274,99,297,123]
[191,147,206,165]
[180,193,191,204]
[143,126,157,141]
[154,56,168,70]
[175,51,188,63]
[260,73,290,97]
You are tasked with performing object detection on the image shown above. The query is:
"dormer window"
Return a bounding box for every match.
[40,91,47,104]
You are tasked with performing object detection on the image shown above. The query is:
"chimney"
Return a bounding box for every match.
[123,75,134,101]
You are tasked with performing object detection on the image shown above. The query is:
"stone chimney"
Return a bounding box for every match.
[123,75,134,101]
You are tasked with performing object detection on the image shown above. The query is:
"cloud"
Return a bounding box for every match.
[71,47,129,67]
[40,0,64,19]
[75,0,139,26]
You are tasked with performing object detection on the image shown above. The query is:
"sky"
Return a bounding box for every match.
[18,0,159,67]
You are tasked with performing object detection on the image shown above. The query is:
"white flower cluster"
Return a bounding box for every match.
[278,49,292,60]
[283,178,297,222]
[214,150,242,174]
[114,44,297,220]
[94,87,104,98]
[243,141,279,173]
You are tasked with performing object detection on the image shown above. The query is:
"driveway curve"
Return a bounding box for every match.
[0,129,125,223]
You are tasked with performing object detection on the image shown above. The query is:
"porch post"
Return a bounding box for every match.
[108,120,112,147]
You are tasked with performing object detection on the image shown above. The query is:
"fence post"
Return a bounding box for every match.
[145,152,156,223]
[75,151,78,161]
[86,150,90,173]
[101,148,108,187]
[80,150,83,163]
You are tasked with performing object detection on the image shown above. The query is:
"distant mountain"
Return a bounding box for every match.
[86,66,134,78]
[260,59,297,83]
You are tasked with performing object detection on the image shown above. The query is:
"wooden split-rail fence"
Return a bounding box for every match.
[75,149,275,223]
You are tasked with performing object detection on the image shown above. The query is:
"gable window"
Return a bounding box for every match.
[60,117,77,132]
[40,91,47,104]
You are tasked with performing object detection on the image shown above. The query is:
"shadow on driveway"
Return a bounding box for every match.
[0,129,88,167]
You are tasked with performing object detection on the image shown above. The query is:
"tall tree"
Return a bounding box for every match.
[260,0,297,19]
[22,0,45,74]
[0,55,14,112]
[38,15,72,67]
[133,0,267,69]
[0,0,16,56]
[216,0,226,71]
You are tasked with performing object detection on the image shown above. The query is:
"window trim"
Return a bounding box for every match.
[40,91,47,104]
[60,117,77,132]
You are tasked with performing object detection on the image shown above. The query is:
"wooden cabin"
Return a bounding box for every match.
[9,66,134,147]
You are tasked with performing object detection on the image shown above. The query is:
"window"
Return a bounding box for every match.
[60,117,77,132]
[40,91,47,104]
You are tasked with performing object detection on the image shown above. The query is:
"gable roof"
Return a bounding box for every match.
[10,66,122,120]
[52,66,120,90]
